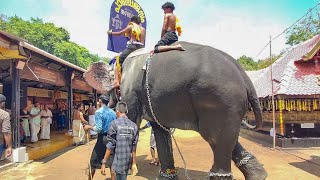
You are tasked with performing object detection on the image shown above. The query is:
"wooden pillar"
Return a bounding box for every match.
[66,69,73,130]
[93,89,98,108]
[11,60,21,148]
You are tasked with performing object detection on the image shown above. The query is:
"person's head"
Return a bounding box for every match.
[34,102,40,108]
[162,2,175,13]
[44,104,49,110]
[0,94,6,109]
[115,101,128,117]
[99,94,110,106]
[75,103,83,111]
[130,15,141,24]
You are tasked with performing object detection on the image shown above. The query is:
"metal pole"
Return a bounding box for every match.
[270,36,276,150]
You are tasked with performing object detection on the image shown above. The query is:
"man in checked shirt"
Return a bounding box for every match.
[101,102,138,180]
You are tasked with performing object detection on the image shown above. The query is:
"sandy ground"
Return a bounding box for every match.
[0,125,319,180]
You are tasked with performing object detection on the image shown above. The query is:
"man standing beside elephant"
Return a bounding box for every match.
[84,95,116,180]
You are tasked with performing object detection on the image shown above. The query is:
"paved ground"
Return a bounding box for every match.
[0,127,319,180]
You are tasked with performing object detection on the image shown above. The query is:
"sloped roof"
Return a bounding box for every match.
[246,34,320,98]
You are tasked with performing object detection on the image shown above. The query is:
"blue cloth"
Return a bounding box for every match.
[0,144,4,157]
[93,106,116,134]
[116,172,128,180]
[106,116,139,174]
[109,57,116,65]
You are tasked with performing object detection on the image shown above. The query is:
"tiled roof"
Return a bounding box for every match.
[246,34,320,97]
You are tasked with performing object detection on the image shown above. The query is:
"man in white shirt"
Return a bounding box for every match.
[40,105,52,140]
[30,102,41,143]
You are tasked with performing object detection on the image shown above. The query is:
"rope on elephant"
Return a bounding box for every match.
[145,54,192,180]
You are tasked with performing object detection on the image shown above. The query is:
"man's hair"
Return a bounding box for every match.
[75,103,82,109]
[131,16,141,24]
[162,2,175,10]
[0,94,6,103]
[116,102,128,114]
[99,94,110,105]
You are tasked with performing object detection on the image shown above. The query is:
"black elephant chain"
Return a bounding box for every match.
[145,54,192,180]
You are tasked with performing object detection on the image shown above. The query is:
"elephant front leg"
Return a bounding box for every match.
[151,122,177,179]
[232,141,268,180]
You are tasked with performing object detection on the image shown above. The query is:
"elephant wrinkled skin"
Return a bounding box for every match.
[86,41,267,180]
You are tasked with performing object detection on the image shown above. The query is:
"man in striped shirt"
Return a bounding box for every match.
[0,94,12,159]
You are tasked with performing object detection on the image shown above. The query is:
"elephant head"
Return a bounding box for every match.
[84,61,115,94]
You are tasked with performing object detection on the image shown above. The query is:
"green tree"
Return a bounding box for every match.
[1,16,70,54]
[53,42,100,68]
[286,12,320,46]
[0,15,103,68]
[237,55,258,71]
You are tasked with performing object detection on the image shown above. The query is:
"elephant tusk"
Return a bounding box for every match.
[241,120,256,129]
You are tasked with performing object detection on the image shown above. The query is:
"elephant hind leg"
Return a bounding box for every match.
[200,126,236,180]
[232,141,268,180]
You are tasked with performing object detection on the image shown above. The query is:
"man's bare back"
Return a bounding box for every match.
[88,106,96,115]
[139,26,146,44]
[73,110,81,120]
[164,13,176,33]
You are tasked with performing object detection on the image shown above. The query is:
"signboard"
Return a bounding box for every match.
[301,123,315,128]
[20,62,66,87]
[72,77,93,92]
[107,0,147,53]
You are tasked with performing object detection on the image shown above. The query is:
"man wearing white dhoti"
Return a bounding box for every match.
[88,103,97,137]
[73,104,88,145]
[40,105,52,140]
[30,102,41,143]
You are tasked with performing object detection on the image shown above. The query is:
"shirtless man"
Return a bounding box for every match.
[87,103,97,138]
[154,2,185,53]
[107,15,146,87]
[108,15,146,65]
[72,104,88,145]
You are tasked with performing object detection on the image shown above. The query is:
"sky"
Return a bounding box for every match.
[0,0,319,60]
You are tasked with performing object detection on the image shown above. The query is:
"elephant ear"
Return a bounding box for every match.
[84,62,115,93]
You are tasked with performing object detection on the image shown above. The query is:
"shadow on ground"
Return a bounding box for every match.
[36,146,76,163]
[133,155,209,179]
[289,155,320,178]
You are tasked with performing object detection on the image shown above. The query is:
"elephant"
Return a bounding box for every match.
[85,41,268,180]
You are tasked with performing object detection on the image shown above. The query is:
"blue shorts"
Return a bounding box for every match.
[0,144,5,157]
[116,172,128,180]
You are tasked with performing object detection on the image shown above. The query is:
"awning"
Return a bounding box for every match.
[0,47,27,60]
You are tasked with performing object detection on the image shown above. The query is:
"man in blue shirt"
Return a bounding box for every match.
[101,101,139,180]
[84,95,116,180]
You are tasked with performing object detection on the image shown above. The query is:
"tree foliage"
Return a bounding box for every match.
[237,55,258,71]
[286,10,320,46]
[0,15,102,68]
[237,54,282,71]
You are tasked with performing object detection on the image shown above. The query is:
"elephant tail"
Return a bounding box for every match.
[242,83,263,130]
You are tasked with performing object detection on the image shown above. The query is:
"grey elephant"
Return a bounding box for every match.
[85,42,267,180]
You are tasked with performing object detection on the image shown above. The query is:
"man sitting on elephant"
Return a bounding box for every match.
[154,2,185,53]
[107,15,146,87]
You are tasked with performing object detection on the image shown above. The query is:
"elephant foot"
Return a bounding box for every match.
[208,172,233,180]
[237,157,268,180]
[156,175,179,180]
[156,168,178,180]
